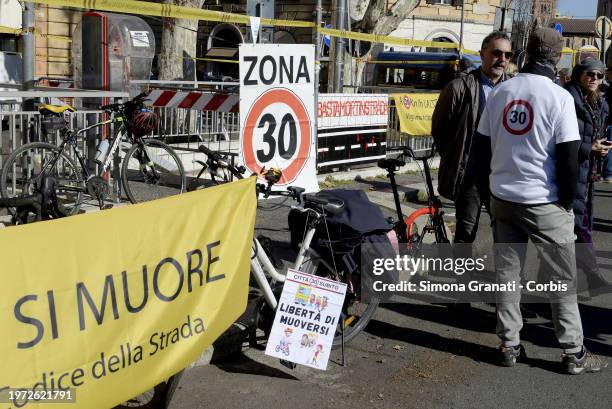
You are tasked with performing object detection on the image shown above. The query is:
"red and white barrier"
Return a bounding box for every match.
[147,90,239,112]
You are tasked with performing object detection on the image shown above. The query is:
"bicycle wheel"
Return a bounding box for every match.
[121,139,186,203]
[0,142,84,217]
[301,258,379,347]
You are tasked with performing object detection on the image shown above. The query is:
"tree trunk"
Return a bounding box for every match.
[159,0,205,81]
[342,0,419,89]
[356,0,420,35]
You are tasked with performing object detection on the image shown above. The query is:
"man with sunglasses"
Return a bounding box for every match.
[432,31,512,310]
[433,32,512,245]
[476,27,607,373]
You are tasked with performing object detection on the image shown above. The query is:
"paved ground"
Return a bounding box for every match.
[167,173,612,409]
[4,166,610,408]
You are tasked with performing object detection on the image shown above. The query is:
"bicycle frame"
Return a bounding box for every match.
[250,209,336,309]
[384,148,450,248]
[35,116,128,190]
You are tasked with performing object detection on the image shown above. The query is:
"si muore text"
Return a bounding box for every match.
[242,55,311,86]
[12,240,225,349]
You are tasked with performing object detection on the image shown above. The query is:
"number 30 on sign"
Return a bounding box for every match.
[239,44,318,192]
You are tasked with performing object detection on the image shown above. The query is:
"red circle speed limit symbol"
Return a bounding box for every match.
[242,88,311,184]
[503,100,534,135]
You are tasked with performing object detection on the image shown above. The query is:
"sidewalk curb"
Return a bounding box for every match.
[316,157,440,183]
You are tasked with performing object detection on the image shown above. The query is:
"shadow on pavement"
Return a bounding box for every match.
[381,302,496,335]
[374,301,612,362]
[215,353,299,381]
[364,318,501,367]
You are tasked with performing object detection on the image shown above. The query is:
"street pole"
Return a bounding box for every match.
[22,2,35,110]
[603,2,608,64]
[315,0,322,93]
[333,0,345,93]
[459,0,465,55]
[314,0,322,171]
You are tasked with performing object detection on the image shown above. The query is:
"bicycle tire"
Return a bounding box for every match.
[0,142,84,217]
[333,293,379,347]
[300,260,379,347]
[121,139,186,204]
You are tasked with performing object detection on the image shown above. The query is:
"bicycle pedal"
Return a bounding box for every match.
[101,204,114,210]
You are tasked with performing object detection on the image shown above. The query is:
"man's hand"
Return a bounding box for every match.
[592,139,612,158]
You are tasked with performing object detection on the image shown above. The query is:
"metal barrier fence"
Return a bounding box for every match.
[2,90,435,176]
[0,108,106,169]
[0,107,239,179]
[152,107,239,147]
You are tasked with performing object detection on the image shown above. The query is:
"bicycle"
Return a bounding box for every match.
[377,145,451,252]
[0,174,66,226]
[195,145,379,346]
[187,144,244,191]
[0,93,186,219]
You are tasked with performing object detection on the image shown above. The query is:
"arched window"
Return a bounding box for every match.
[426,36,455,53]
[202,24,243,81]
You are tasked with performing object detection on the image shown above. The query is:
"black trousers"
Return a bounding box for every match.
[454,182,490,244]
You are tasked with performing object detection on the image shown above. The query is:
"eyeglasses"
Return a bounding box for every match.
[586,71,604,80]
[492,50,514,59]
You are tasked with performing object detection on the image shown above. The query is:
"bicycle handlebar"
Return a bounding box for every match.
[100,92,150,113]
[388,145,437,161]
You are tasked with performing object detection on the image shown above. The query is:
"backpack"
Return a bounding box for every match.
[288,189,398,297]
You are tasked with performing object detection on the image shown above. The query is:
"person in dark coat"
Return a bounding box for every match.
[565,58,612,295]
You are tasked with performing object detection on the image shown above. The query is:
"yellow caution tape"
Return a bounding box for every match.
[26,0,478,53]
[192,57,238,64]
[0,25,21,35]
[366,60,463,65]
[29,0,314,28]
[0,25,72,42]
[319,27,458,50]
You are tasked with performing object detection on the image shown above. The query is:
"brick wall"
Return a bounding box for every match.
[34,6,81,78]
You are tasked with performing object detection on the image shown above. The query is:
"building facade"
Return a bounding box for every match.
[531,0,557,27]
[3,0,500,83]
[388,0,500,53]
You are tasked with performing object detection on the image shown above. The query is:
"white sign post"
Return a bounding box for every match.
[265,269,347,370]
[239,44,319,192]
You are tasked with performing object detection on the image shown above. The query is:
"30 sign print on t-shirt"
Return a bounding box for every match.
[503,99,534,135]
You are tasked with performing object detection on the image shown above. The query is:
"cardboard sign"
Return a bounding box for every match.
[239,44,318,192]
[265,269,347,370]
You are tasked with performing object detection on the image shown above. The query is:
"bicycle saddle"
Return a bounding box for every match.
[303,194,345,215]
[377,158,405,171]
[38,104,76,115]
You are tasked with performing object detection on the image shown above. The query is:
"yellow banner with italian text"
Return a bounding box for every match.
[0,177,256,409]
[393,93,440,136]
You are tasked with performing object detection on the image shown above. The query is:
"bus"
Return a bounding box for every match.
[363,51,482,93]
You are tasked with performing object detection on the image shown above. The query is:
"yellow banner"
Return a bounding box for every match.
[0,177,256,409]
[393,93,440,136]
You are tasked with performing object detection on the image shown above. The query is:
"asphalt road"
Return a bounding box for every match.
[168,175,612,409]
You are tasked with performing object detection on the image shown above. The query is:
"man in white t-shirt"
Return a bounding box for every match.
[477,27,607,374]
